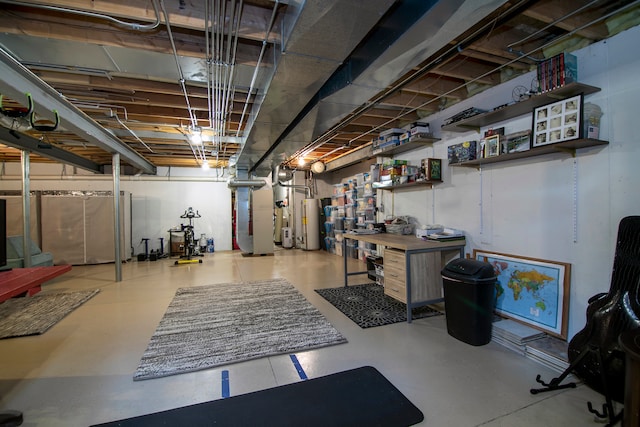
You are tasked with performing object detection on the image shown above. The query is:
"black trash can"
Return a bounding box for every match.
[441,258,497,346]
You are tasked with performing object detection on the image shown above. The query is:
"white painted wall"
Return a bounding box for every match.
[319,26,640,340]
[0,165,234,253]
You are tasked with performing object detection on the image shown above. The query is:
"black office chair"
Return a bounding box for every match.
[531,215,640,426]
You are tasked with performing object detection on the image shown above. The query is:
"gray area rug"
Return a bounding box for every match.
[0,290,100,339]
[134,279,347,381]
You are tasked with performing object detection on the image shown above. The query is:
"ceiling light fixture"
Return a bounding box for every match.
[190,126,203,145]
[298,157,306,166]
[311,161,325,173]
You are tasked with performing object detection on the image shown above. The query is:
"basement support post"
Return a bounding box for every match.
[113,153,122,282]
[21,150,31,268]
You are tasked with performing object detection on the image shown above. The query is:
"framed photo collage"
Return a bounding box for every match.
[533,94,582,148]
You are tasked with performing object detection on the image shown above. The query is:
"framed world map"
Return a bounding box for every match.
[473,250,571,339]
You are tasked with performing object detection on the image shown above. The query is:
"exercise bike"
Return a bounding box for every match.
[175,207,204,265]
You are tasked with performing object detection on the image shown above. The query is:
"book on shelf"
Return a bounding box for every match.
[537,52,577,93]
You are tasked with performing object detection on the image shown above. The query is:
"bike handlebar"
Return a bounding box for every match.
[180,208,201,219]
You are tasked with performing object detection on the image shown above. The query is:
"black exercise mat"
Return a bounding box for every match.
[91,366,424,427]
[315,283,442,328]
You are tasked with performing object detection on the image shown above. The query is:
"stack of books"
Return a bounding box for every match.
[537,52,577,93]
[492,319,570,374]
[491,319,546,355]
[372,128,404,154]
[426,228,465,241]
[525,336,570,374]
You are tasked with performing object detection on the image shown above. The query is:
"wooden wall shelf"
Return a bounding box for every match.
[372,136,440,157]
[441,82,601,133]
[450,138,608,168]
[373,181,438,191]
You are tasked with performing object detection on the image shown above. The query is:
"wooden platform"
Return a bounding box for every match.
[0,265,72,303]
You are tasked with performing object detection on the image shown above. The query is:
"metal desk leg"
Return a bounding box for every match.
[343,238,348,287]
[406,250,412,323]
[342,237,370,287]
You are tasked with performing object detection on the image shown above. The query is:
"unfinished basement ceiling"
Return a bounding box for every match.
[0,0,638,175]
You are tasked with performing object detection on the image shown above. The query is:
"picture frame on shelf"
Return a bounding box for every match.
[483,134,502,157]
[422,158,442,181]
[473,250,571,339]
[532,94,582,148]
[447,141,477,164]
[484,127,505,138]
[504,130,531,153]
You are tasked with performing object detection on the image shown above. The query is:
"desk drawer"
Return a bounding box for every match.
[384,264,405,285]
[384,249,405,270]
[384,249,406,303]
[384,279,406,303]
[384,249,446,303]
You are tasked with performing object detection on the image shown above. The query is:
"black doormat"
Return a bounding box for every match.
[315,283,442,328]
[91,366,424,427]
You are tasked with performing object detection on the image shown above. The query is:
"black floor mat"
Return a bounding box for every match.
[91,366,424,427]
[316,283,442,328]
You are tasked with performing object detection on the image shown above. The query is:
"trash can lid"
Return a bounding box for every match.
[441,258,496,281]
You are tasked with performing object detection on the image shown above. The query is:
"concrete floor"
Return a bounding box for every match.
[0,248,613,426]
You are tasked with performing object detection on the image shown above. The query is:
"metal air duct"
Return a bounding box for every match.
[236,0,509,176]
[234,0,398,176]
[229,168,269,254]
[227,178,267,188]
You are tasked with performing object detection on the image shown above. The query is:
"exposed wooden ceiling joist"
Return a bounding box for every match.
[0,0,637,172]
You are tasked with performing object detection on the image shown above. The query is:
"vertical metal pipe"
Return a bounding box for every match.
[112,153,122,282]
[21,150,31,268]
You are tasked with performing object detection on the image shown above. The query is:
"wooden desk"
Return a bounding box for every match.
[342,233,465,322]
[0,265,72,302]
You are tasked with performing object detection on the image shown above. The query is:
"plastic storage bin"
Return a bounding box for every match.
[344,218,355,231]
[324,221,335,238]
[441,258,497,346]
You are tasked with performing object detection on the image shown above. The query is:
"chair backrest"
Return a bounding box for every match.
[567,215,640,402]
[610,216,640,296]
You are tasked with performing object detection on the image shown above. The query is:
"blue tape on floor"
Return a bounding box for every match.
[222,370,230,398]
[290,354,308,380]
